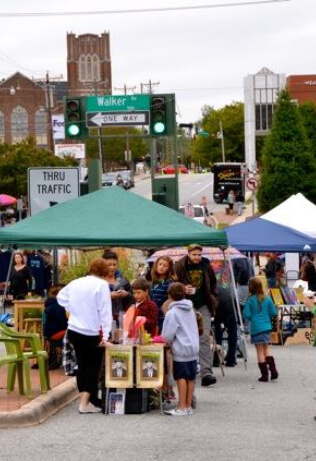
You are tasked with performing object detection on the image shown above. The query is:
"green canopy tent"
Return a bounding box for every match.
[0,187,227,247]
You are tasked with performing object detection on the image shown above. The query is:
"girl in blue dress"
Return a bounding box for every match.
[243,277,278,382]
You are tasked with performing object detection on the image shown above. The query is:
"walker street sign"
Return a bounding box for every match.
[86,111,149,127]
[86,94,150,112]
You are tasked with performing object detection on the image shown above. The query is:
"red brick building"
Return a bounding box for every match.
[0,32,112,150]
[286,74,316,104]
[67,32,112,96]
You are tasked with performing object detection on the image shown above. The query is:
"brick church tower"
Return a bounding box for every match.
[67,32,112,96]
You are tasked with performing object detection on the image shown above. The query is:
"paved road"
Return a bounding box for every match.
[133,173,216,209]
[1,344,315,461]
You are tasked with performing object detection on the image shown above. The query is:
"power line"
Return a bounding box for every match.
[0,1,291,18]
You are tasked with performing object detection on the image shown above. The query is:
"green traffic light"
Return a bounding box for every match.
[153,121,166,134]
[67,124,80,136]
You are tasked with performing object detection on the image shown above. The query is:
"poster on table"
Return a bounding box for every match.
[136,345,164,388]
[105,345,133,389]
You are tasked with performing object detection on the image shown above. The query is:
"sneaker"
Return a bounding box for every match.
[186,407,194,415]
[201,374,217,386]
[164,408,187,416]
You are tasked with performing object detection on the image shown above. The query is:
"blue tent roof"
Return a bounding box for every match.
[225,217,316,252]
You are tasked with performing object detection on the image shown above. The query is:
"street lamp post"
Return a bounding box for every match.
[218,120,226,162]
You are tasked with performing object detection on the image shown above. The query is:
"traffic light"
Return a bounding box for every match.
[150,93,175,137]
[64,97,88,139]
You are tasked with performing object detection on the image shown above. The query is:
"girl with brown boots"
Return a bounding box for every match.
[243,277,279,382]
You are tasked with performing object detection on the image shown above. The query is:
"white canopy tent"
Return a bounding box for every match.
[262,193,316,285]
[262,193,316,238]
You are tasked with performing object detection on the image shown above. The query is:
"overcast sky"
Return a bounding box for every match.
[0,0,314,123]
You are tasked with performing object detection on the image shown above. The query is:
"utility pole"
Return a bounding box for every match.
[140,80,160,179]
[114,84,136,95]
[115,84,136,171]
[140,80,160,94]
[219,120,226,162]
[45,71,54,152]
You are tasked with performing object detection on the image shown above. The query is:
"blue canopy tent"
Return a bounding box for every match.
[225,218,316,253]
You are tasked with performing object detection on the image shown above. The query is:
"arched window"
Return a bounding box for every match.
[0,110,4,142]
[86,54,92,81]
[78,53,100,83]
[79,54,86,82]
[92,54,100,82]
[35,109,47,146]
[11,105,28,143]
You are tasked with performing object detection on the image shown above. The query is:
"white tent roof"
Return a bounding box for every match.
[262,193,316,238]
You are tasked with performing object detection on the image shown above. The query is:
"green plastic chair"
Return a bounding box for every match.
[0,337,32,397]
[0,323,51,393]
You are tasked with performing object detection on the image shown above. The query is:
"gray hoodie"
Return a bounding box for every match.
[161,299,199,362]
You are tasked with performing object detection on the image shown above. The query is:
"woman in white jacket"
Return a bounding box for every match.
[57,258,112,414]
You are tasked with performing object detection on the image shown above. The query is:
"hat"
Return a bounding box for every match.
[188,244,203,252]
[303,290,315,298]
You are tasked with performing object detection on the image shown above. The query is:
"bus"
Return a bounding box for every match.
[213,162,246,204]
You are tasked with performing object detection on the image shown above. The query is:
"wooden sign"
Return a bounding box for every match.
[105,345,134,389]
[136,345,164,389]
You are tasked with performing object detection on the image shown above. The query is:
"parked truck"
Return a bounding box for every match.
[213,162,246,204]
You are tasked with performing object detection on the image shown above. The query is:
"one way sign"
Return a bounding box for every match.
[86,111,149,127]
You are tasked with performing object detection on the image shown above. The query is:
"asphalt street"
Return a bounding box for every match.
[1,344,315,461]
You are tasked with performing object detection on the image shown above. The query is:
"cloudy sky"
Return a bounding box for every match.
[0,0,314,123]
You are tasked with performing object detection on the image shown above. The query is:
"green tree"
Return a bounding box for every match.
[0,138,77,196]
[257,89,316,212]
[191,102,244,167]
[299,100,316,159]
[86,127,148,170]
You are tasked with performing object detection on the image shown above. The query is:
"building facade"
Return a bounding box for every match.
[0,72,51,148]
[0,32,112,150]
[286,74,316,104]
[244,67,286,170]
[67,32,112,96]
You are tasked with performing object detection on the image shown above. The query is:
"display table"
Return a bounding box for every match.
[13,299,45,346]
[270,304,313,345]
[103,344,164,415]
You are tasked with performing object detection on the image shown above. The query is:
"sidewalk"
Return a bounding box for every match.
[0,365,77,427]
[211,193,257,227]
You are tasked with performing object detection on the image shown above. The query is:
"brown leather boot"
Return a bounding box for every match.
[258,362,269,382]
[266,356,278,380]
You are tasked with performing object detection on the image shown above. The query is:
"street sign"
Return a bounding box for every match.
[86,111,149,127]
[28,167,79,216]
[246,177,259,191]
[55,143,85,159]
[52,114,65,140]
[86,94,150,112]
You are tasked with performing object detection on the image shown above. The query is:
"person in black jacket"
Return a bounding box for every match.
[175,244,218,387]
[43,284,68,370]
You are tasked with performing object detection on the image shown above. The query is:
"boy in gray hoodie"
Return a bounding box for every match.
[162,282,199,416]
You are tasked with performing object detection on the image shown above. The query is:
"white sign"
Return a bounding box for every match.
[52,114,65,140]
[55,143,86,159]
[246,177,259,191]
[28,167,80,215]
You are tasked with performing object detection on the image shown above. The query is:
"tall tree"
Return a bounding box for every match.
[0,138,77,196]
[299,100,316,159]
[257,89,316,212]
[191,102,244,167]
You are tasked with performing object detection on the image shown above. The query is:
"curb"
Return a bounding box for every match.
[0,378,78,429]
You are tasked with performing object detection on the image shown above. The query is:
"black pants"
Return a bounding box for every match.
[214,313,238,365]
[67,330,103,397]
